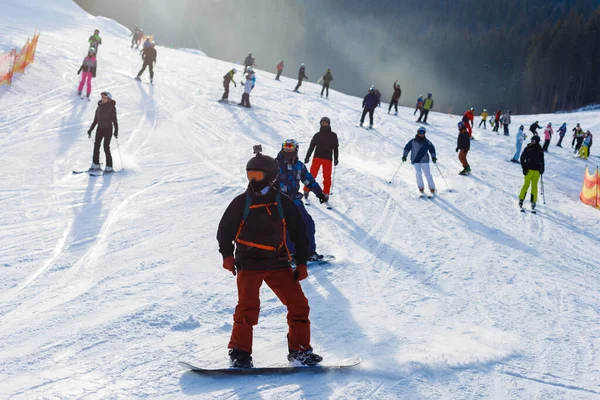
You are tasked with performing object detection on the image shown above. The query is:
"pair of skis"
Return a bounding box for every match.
[72,169,116,176]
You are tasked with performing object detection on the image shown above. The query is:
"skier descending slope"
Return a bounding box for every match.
[276,139,328,262]
[293,63,307,92]
[360,87,379,128]
[220,68,237,102]
[87,92,118,173]
[511,125,526,163]
[77,48,97,99]
[239,68,255,108]
[416,93,433,123]
[388,80,401,115]
[216,151,322,368]
[319,68,333,98]
[456,121,471,175]
[135,41,157,84]
[402,126,437,196]
[88,29,102,53]
[518,135,544,212]
[303,117,339,204]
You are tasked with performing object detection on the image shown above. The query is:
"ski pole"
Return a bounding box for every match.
[541,174,545,204]
[388,161,404,183]
[434,162,452,192]
[116,138,124,170]
[330,164,337,195]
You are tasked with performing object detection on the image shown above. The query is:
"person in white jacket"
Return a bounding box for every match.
[502,110,512,136]
[239,68,255,108]
[511,125,526,163]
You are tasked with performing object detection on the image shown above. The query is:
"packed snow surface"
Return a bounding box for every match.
[1,1,599,398]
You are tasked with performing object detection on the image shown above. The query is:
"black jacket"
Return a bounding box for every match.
[298,66,307,80]
[457,128,470,151]
[89,99,118,133]
[322,71,333,84]
[217,187,309,269]
[142,47,157,64]
[529,122,541,134]
[305,127,339,162]
[520,143,545,174]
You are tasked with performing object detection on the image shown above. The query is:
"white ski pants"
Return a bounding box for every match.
[414,162,435,190]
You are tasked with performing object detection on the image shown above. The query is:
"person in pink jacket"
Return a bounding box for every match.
[542,122,553,152]
[77,48,97,99]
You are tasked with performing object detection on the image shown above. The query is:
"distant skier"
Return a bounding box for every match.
[220,68,237,102]
[374,88,382,105]
[579,131,593,159]
[243,52,255,73]
[276,139,328,261]
[456,121,471,175]
[319,68,333,98]
[239,68,254,107]
[529,121,542,135]
[88,29,102,53]
[502,110,512,136]
[130,26,143,48]
[402,126,437,196]
[416,93,433,123]
[556,122,567,147]
[135,41,157,83]
[216,151,322,368]
[572,124,584,153]
[462,107,475,138]
[518,135,544,212]
[414,95,424,115]
[303,117,339,203]
[492,109,502,133]
[293,63,307,92]
[77,48,97,99]
[87,92,118,173]
[542,122,553,152]
[478,109,488,129]
[360,87,379,128]
[388,80,401,115]
[511,125,526,163]
[275,61,284,81]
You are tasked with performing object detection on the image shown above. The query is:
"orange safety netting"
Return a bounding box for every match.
[1,31,40,86]
[579,166,599,208]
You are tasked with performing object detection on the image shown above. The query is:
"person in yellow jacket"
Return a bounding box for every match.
[478,109,488,129]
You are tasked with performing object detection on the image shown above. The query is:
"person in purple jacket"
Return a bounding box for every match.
[359,87,380,129]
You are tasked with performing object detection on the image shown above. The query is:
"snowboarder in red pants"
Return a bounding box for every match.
[217,151,323,368]
[303,117,339,203]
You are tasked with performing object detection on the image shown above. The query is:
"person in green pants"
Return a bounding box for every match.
[518,135,545,211]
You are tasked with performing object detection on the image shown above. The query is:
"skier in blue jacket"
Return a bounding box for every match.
[360,87,380,129]
[276,139,328,262]
[511,125,526,162]
[402,126,437,195]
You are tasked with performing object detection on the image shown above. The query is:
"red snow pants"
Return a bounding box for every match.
[465,121,473,137]
[304,157,333,195]
[228,268,311,354]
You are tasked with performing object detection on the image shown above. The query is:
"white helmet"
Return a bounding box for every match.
[232,68,237,74]
[246,66,253,73]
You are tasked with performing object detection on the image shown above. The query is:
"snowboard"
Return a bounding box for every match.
[178,357,360,376]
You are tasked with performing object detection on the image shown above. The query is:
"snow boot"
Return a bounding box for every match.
[104,166,114,174]
[359,122,363,127]
[518,198,524,208]
[531,202,536,211]
[288,348,323,366]
[419,188,425,194]
[369,124,373,129]
[78,90,82,97]
[89,163,101,171]
[135,76,141,81]
[229,349,253,368]
[430,188,436,196]
[394,111,398,115]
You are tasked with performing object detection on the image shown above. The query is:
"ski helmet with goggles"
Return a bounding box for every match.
[531,135,541,144]
[88,48,96,54]
[246,153,279,191]
[282,139,299,154]
[417,127,426,135]
[458,121,465,129]
[320,116,330,125]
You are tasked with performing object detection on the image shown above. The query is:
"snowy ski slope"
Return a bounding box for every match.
[1,1,599,398]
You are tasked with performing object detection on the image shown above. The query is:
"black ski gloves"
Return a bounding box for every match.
[334,159,339,166]
[87,129,92,138]
[114,131,118,139]
[523,169,528,176]
[304,157,310,164]
[318,193,327,204]
[432,157,437,163]
[455,147,459,152]
[402,156,407,162]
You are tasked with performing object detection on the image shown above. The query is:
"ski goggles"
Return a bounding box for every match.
[100,92,112,100]
[282,142,297,152]
[246,170,265,181]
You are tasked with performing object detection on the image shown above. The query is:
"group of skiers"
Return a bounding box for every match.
[217,117,339,368]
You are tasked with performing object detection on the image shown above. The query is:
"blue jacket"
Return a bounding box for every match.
[276,152,324,204]
[362,92,379,109]
[403,136,436,164]
[558,123,567,136]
